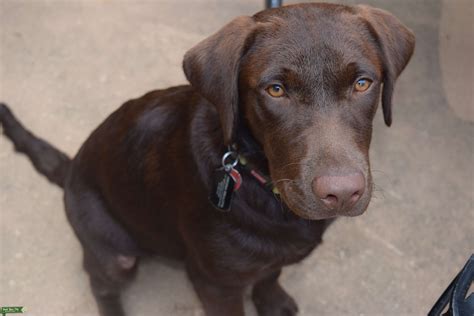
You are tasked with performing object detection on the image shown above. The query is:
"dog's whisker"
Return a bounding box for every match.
[278,161,311,170]
[273,178,296,185]
[371,182,387,200]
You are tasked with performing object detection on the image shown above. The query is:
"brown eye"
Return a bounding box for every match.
[266,84,285,98]
[354,78,372,92]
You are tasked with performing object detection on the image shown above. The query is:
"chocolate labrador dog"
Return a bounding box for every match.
[0,3,414,316]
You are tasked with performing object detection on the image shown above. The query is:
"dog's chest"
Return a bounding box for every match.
[211,218,326,276]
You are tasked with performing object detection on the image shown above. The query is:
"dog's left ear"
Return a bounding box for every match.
[357,5,415,126]
[183,16,256,145]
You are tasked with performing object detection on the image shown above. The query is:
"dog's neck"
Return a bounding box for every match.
[234,118,270,176]
[229,118,322,227]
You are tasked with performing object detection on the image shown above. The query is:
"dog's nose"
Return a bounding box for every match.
[312,172,365,211]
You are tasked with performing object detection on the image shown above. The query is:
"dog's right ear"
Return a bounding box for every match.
[183,16,256,145]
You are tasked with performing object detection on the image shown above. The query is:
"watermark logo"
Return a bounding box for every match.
[0,307,24,316]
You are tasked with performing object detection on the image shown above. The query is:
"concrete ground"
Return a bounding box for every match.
[0,0,472,315]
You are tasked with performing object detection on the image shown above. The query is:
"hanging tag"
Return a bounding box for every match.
[209,149,244,211]
[229,168,242,191]
[209,168,235,211]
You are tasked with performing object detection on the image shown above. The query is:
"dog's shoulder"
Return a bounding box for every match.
[73,85,202,180]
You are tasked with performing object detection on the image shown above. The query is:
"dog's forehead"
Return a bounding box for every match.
[249,4,381,77]
[254,3,362,37]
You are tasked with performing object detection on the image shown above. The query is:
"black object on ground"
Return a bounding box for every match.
[429,255,474,316]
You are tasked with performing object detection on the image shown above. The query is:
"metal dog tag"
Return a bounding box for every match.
[209,149,244,211]
[209,168,235,211]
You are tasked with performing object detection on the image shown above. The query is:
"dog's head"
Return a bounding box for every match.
[183,3,415,220]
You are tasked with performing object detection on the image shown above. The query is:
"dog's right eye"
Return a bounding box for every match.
[266,84,286,98]
[354,78,372,93]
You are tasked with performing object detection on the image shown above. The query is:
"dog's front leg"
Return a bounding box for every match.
[252,269,298,316]
[186,259,245,316]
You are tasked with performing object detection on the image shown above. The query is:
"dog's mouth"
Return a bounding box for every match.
[276,173,373,220]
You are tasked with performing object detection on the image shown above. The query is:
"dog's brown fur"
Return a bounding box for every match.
[0,3,414,316]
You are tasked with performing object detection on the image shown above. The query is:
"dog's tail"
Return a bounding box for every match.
[0,103,71,188]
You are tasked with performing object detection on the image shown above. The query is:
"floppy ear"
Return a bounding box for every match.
[357,5,415,126]
[183,16,256,145]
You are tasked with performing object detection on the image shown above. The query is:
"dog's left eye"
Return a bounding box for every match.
[354,78,372,92]
[266,84,286,98]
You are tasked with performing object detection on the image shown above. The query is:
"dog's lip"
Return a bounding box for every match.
[293,209,340,220]
[288,203,368,220]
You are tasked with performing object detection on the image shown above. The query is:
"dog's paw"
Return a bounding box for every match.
[252,283,298,316]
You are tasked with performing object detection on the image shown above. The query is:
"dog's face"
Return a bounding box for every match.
[184,4,414,220]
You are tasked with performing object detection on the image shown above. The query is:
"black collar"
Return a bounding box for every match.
[209,118,279,212]
[232,120,279,195]
[235,152,279,195]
